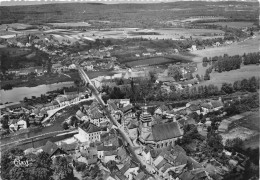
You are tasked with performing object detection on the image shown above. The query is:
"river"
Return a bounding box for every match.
[0,81,75,103]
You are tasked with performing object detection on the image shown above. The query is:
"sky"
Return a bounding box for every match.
[0,0,257,6]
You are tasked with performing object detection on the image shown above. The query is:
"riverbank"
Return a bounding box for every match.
[0,81,75,103]
[1,70,116,89]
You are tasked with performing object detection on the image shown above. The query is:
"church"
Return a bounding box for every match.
[138,105,183,148]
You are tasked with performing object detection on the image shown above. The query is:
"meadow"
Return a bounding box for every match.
[191,34,260,63]
[195,65,260,88]
[233,111,259,149]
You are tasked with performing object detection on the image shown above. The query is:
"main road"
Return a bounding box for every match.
[78,67,161,179]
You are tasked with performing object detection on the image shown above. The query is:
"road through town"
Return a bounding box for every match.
[78,67,161,179]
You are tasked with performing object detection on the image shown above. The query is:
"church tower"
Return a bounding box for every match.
[138,103,155,145]
[140,104,153,132]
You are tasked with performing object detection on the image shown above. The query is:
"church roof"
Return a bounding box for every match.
[152,122,182,142]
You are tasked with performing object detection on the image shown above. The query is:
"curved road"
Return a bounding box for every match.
[78,67,160,179]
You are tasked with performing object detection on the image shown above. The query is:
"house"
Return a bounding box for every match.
[68,63,77,70]
[127,123,138,140]
[116,146,129,163]
[210,98,224,111]
[107,99,131,108]
[186,104,201,115]
[218,119,232,133]
[74,121,102,144]
[88,107,108,127]
[80,146,98,165]
[121,104,135,118]
[135,171,146,180]
[141,146,153,165]
[119,160,139,180]
[142,52,151,57]
[60,142,78,154]
[52,63,68,73]
[154,105,170,117]
[201,102,213,115]
[156,52,163,56]
[187,45,197,52]
[156,76,176,84]
[97,145,117,163]
[17,119,27,129]
[0,102,23,111]
[135,54,140,57]
[76,110,89,121]
[42,141,67,158]
[215,42,221,47]
[91,78,103,90]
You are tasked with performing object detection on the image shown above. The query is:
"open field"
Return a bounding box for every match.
[49,22,91,27]
[127,28,224,40]
[125,55,192,67]
[235,111,260,132]
[191,34,260,63]
[230,111,259,149]
[195,65,260,87]
[126,57,174,67]
[203,21,255,28]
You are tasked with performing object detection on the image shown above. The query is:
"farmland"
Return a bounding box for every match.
[126,28,224,40]
[203,21,255,28]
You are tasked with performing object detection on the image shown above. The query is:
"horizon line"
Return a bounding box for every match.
[0,0,258,7]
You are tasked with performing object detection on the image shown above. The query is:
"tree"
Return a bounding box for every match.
[233,80,241,91]
[204,70,210,81]
[1,148,53,180]
[225,138,243,151]
[207,132,224,152]
[248,76,257,92]
[62,122,69,130]
[1,148,24,180]
[221,83,233,94]
[1,115,9,129]
[149,71,157,83]
[53,156,74,180]
[82,164,102,180]
[70,116,78,127]
[240,79,249,91]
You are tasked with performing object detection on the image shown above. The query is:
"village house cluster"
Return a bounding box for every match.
[10,94,252,180]
[0,90,89,134]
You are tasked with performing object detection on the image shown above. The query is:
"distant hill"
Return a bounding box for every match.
[0,1,258,25]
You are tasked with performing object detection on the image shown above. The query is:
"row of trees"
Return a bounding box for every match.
[213,55,242,72]
[203,52,259,65]
[243,52,260,65]
[102,76,259,103]
[221,77,259,94]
